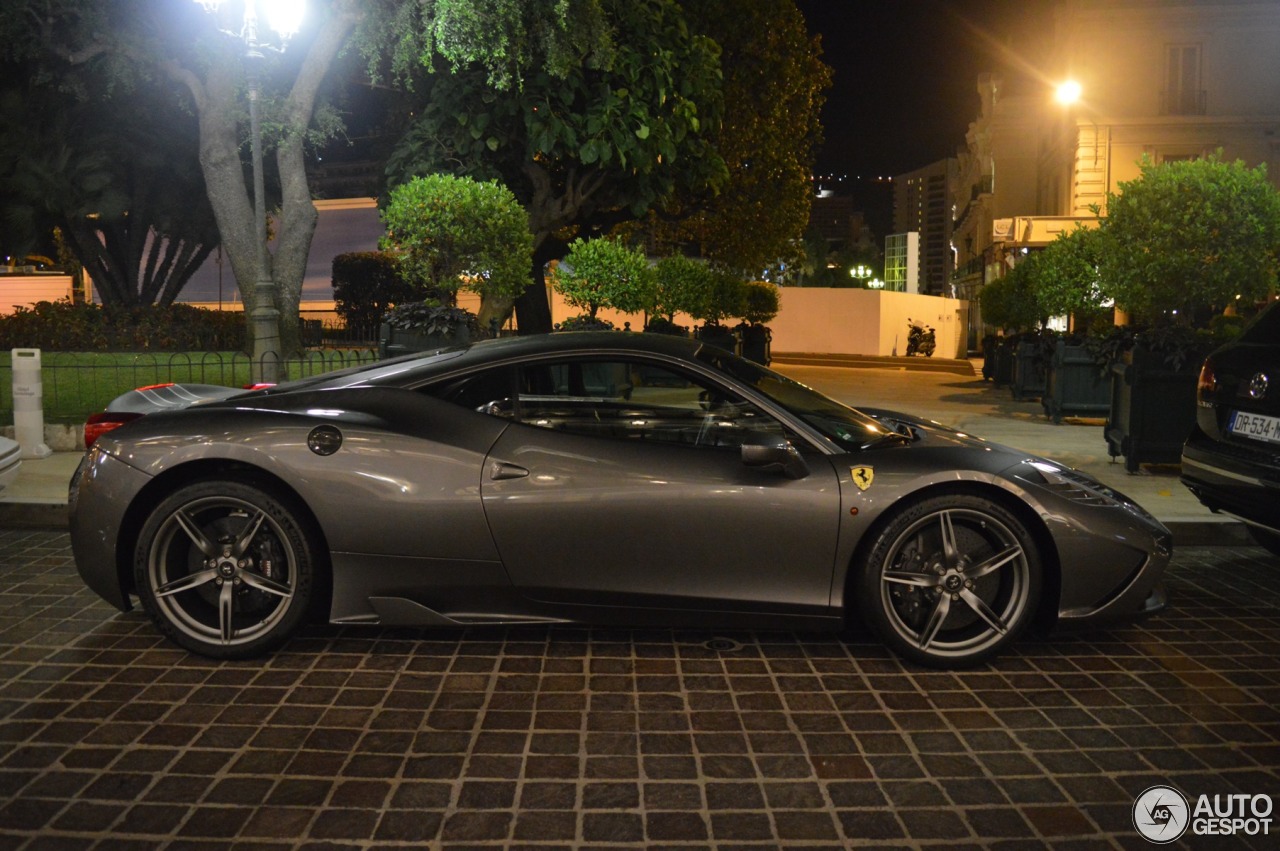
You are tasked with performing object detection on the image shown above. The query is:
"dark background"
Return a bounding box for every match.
[795,0,1057,234]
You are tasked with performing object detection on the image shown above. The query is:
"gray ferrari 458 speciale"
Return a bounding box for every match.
[70,332,1172,667]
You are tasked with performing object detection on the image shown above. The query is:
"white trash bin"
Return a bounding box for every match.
[11,348,53,459]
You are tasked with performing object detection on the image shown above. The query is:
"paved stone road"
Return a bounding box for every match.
[1,530,1278,849]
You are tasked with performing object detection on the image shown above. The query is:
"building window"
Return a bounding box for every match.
[1163,44,1204,115]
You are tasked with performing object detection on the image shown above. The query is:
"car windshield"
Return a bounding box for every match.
[695,346,892,452]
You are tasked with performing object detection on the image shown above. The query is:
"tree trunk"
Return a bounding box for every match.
[165,2,362,355]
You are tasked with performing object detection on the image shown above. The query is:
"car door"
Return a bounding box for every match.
[476,355,842,615]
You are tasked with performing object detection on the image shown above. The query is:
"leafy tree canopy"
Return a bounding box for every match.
[979,259,1044,333]
[381,173,533,306]
[553,237,654,318]
[652,254,711,320]
[1098,153,1280,324]
[382,0,726,331]
[1030,226,1108,321]
[655,1,831,278]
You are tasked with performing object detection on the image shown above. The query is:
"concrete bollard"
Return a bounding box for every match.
[11,348,52,459]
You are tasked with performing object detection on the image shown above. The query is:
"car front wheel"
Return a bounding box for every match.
[856,494,1041,668]
[134,480,316,659]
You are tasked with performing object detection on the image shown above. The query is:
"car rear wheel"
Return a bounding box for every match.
[856,494,1041,668]
[134,480,315,659]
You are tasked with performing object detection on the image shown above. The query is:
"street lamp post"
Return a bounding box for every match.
[850,264,872,287]
[194,0,305,383]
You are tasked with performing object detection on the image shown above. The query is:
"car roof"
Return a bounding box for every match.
[286,332,718,393]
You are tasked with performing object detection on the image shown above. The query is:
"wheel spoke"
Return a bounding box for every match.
[884,570,941,588]
[939,511,959,569]
[173,510,216,557]
[232,510,268,558]
[239,570,292,599]
[218,579,235,644]
[154,568,219,598]
[960,588,1009,635]
[917,594,951,651]
[966,545,1023,580]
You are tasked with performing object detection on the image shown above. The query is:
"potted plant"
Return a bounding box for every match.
[551,236,655,331]
[977,263,1044,396]
[647,254,708,337]
[735,280,780,365]
[380,301,480,358]
[692,269,747,355]
[378,174,532,355]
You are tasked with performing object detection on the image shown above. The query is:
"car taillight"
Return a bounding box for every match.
[84,412,143,448]
[1196,358,1217,402]
[243,383,276,390]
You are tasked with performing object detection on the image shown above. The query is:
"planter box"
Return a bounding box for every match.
[739,325,772,365]
[1104,345,1198,473]
[378,323,470,359]
[1010,341,1046,401]
[696,325,741,356]
[1042,341,1110,423]
[991,340,1014,386]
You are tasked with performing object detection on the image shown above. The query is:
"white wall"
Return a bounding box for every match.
[0,276,75,315]
[548,288,969,360]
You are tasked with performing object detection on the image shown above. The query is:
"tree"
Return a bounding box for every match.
[0,61,219,306]
[382,0,726,332]
[552,237,654,319]
[657,1,831,277]
[1098,154,1280,324]
[653,255,712,321]
[2,0,364,374]
[741,280,781,325]
[7,0,618,376]
[331,252,417,330]
[1032,226,1106,323]
[380,174,532,307]
[979,262,1043,332]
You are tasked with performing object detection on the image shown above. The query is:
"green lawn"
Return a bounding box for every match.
[0,349,377,422]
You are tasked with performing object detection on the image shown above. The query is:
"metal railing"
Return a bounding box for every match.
[1,348,379,424]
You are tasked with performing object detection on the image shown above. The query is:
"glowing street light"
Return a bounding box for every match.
[192,0,306,382]
[1056,80,1083,105]
[850,264,873,286]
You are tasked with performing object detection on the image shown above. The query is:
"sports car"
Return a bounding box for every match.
[70,332,1172,667]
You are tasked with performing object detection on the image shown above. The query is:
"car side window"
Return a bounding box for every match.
[516,358,791,449]
[422,366,516,418]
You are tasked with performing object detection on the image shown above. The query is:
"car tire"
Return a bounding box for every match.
[1248,526,1280,558]
[855,493,1041,668]
[134,479,316,659]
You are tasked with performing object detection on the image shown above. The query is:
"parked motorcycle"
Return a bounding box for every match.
[906,319,936,357]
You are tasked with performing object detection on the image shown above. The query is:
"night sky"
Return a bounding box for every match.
[795,0,1057,183]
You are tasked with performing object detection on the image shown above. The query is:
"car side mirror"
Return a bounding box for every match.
[741,433,809,479]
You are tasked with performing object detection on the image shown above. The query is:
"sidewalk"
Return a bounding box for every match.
[0,359,1244,544]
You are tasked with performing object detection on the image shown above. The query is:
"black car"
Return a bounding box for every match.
[1182,301,1280,555]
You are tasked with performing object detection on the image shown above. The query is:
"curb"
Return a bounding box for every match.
[772,352,976,376]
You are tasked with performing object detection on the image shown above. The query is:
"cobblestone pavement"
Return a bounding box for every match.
[1,529,1278,850]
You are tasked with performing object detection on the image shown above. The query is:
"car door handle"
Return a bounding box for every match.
[490,461,530,481]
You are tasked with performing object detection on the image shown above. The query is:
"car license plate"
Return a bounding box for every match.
[1229,410,1280,444]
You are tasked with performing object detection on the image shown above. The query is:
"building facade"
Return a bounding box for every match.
[951,0,1280,348]
[893,159,957,296]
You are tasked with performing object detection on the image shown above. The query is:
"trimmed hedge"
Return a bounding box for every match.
[0,300,246,352]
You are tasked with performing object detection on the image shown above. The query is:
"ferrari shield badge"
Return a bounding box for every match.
[850,466,874,491]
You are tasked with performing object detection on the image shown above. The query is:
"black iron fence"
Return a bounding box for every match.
[0,348,379,424]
